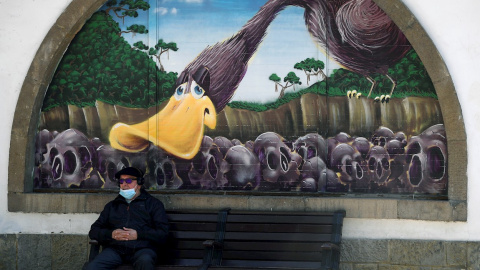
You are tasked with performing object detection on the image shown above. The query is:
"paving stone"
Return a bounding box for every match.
[389,240,445,267]
[341,239,388,263]
[353,263,378,270]
[340,262,354,270]
[17,234,52,269]
[0,234,17,270]
[445,241,467,267]
[467,242,480,270]
[52,234,89,270]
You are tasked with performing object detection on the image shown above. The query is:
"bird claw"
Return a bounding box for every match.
[374,95,390,103]
[347,90,361,99]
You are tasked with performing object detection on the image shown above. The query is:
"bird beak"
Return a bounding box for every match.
[109,93,217,159]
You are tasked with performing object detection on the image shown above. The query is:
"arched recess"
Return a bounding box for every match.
[8,0,467,220]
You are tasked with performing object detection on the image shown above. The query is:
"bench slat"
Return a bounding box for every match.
[222,250,325,262]
[226,214,336,224]
[223,241,327,252]
[218,259,322,269]
[170,231,216,239]
[225,223,333,234]
[170,222,217,232]
[223,232,333,242]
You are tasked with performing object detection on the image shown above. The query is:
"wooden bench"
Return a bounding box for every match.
[209,210,346,270]
[86,209,346,270]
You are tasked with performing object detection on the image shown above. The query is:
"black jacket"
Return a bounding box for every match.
[89,189,169,254]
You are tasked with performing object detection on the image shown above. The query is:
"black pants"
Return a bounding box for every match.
[86,247,157,270]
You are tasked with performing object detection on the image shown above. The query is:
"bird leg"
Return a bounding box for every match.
[386,74,397,96]
[366,75,376,98]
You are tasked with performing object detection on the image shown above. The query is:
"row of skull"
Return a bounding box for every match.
[34,124,447,194]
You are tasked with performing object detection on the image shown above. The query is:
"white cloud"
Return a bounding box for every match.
[154,7,178,15]
[154,7,168,15]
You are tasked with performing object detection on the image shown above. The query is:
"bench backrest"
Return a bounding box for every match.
[157,210,221,266]
[218,210,346,269]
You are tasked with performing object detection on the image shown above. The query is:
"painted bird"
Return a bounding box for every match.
[310,0,411,98]
[109,0,411,159]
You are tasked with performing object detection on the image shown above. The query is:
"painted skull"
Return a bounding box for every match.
[41,129,96,188]
[144,145,183,190]
[253,132,300,190]
[224,145,260,190]
[300,157,327,192]
[371,127,394,147]
[96,144,130,189]
[330,143,366,187]
[293,133,328,165]
[189,136,228,189]
[404,124,447,194]
[367,145,391,184]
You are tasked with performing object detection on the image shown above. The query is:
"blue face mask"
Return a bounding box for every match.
[119,185,137,200]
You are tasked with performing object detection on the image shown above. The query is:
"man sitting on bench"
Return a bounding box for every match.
[86,167,169,270]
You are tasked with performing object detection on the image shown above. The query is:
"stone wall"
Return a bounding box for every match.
[1,234,478,269]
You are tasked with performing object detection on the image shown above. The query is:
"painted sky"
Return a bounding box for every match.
[102,0,341,103]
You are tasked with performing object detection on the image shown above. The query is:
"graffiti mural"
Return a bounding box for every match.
[35,0,446,196]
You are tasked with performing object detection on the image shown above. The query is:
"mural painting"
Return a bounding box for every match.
[35,0,447,196]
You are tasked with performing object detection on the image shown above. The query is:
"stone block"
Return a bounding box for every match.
[467,242,480,269]
[378,265,422,270]
[247,196,305,211]
[397,200,456,221]
[305,198,397,219]
[353,263,378,270]
[341,239,388,263]
[389,240,445,266]
[165,194,249,210]
[17,234,52,269]
[0,234,17,270]
[52,234,89,270]
[446,140,468,202]
[445,241,467,267]
[85,193,117,213]
[340,262,354,270]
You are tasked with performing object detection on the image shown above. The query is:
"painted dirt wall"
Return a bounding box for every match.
[34,0,446,196]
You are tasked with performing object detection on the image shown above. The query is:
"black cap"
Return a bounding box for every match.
[114,167,144,180]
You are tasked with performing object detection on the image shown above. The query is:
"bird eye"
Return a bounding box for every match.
[191,81,205,99]
[174,83,187,100]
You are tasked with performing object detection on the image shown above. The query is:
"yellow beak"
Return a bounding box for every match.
[109,94,217,159]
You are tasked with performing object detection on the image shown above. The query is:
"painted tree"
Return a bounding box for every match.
[294,58,326,85]
[43,12,177,110]
[133,41,148,51]
[269,72,302,99]
[104,0,150,36]
[148,39,179,71]
[120,24,148,37]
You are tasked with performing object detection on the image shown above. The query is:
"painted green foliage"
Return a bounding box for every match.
[42,11,177,111]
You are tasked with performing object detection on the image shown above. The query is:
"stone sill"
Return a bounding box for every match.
[8,192,466,221]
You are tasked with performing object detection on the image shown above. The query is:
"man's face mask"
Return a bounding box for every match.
[119,185,137,200]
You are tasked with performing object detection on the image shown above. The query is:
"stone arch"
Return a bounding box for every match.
[8,0,466,220]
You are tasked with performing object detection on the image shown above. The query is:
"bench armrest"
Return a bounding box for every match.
[89,239,99,245]
[320,242,340,252]
[203,239,224,248]
[88,240,101,263]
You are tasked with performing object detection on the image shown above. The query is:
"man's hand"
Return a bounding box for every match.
[112,228,137,241]
[123,227,138,241]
